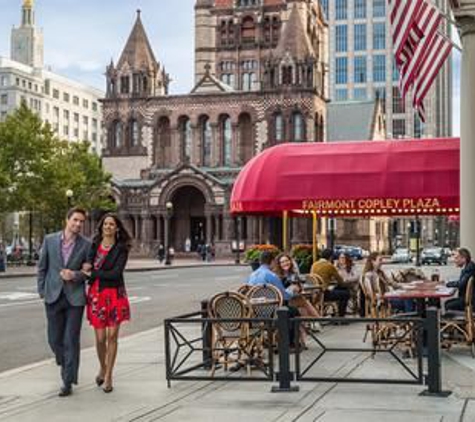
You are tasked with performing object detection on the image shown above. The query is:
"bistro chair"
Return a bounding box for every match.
[440,276,475,357]
[305,273,338,317]
[207,291,253,375]
[236,284,252,296]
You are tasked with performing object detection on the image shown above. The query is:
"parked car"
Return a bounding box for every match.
[391,248,412,264]
[420,247,448,265]
[333,245,363,260]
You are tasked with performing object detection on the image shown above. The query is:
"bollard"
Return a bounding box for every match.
[420,307,451,397]
[201,300,212,370]
[271,306,299,392]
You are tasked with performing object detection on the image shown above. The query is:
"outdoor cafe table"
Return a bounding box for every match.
[383,281,456,316]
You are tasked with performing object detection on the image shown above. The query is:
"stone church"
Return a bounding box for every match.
[101,0,328,256]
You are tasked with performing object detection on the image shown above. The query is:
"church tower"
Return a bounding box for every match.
[11,0,44,68]
[106,10,169,99]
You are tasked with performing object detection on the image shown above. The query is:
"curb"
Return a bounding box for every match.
[0,262,248,280]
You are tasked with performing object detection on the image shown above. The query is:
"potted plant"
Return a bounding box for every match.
[291,244,314,274]
[244,244,280,271]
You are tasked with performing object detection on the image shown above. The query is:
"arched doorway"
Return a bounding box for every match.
[169,186,207,252]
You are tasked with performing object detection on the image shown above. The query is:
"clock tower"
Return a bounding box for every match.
[11,0,44,68]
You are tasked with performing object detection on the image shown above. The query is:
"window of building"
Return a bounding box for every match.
[83,116,89,126]
[63,92,70,102]
[335,57,348,84]
[120,76,130,94]
[373,0,386,17]
[354,0,366,18]
[113,121,122,148]
[414,114,424,138]
[335,89,348,101]
[392,86,405,114]
[274,113,284,142]
[335,25,348,52]
[92,133,97,143]
[179,117,192,162]
[320,0,328,19]
[16,77,20,86]
[335,0,347,20]
[237,0,260,7]
[0,94,7,105]
[63,126,69,136]
[63,110,69,120]
[373,22,386,49]
[373,54,386,82]
[221,116,232,166]
[83,131,88,141]
[292,112,305,142]
[74,128,79,137]
[392,59,400,81]
[73,96,79,105]
[92,102,98,112]
[53,106,59,119]
[74,112,79,123]
[354,88,367,100]
[241,16,256,45]
[354,56,367,83]
[130,119,139,147]
[354,24,366,51]
[0,76,8,87]
[92,118,98,129]
[201,116,212,166]
[393,118,406,138]
[28,81,32,90]
[83,99,89,109]
[53,89,59,99]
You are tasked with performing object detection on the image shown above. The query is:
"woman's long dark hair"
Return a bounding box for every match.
[92,213,132,250]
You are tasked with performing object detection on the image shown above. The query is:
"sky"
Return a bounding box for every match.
[0,0,462,135]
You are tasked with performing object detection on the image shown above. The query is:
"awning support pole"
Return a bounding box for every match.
[283,211,288,252]
[312,212,318,262]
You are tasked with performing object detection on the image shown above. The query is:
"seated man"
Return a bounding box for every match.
[310,248,350,317]
[248,251,296,302]
[445,248,475,312]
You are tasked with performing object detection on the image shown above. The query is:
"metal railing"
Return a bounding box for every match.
[164,303,450,397]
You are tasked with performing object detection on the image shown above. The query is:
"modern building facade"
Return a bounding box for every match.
[321,0,454,250]
[102,0,328,256]
[0,0,104,153]
[320,0,452,139]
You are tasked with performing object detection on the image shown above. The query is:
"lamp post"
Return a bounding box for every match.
[164,201,173,266]
[66,189,74,208]
[27,211,34,266]
[234,216,240,265]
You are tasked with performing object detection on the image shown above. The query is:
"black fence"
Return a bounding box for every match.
[164,305,450,397]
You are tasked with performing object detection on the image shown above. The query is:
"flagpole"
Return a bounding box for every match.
[437,30,463,52]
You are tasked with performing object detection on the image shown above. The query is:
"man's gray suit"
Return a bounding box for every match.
[37,232,90,387]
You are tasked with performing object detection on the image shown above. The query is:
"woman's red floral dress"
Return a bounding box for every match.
[87,244,130,329]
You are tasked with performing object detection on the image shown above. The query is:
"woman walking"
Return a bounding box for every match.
[82,213,131,393]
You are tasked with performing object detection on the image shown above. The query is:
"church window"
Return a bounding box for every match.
[113,121,122,148]
[292,112,305,142]
[241,16,256,45]
[120,76,130,94]
[242,73,251,91]
[200,116,212,167]
[129,119,139,147]
[274,113,284,142]
[282,66,293,85]
[221,115,232,166]
[179,117,192,162]
[238,113,253,164]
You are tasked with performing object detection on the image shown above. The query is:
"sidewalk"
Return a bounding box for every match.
[0,258,240,279]
[1,324,475,421]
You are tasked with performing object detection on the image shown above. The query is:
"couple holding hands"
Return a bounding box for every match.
[37,208,131,397]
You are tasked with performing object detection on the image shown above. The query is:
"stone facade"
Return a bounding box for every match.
[101,0,328,256]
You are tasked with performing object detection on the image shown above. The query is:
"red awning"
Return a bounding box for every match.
[230,138,459,217]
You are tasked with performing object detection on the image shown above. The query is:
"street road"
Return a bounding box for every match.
[0,266,251,373]
[0,262,460,373]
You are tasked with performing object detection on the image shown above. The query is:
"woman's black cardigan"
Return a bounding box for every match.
[87,242,129,291]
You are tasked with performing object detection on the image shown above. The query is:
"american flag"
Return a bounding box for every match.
[388,0,453,122]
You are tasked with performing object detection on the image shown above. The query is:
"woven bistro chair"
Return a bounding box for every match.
[306,273,338,317]
[207,291,253,375]
[236,284,252,296]
[247,284,283,356]
[441,276,475,356]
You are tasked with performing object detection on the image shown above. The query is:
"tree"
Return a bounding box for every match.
[0,103,115,233]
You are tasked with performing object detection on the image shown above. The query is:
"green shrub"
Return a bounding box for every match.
[244,244,280,263]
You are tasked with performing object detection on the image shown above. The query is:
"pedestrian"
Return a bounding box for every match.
[81,213,131,393]
[157,244,165,264]
[37,207,91,397]
[185,237,191,253]
[169,246,175,264]
[0,243,5,272]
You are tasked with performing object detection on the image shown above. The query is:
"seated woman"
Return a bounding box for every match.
[362,252,414,314]
[272,253,321,343]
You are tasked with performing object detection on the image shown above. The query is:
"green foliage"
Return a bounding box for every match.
[244,244,280,263]
[291,244,315,274]
[0,104,115,232]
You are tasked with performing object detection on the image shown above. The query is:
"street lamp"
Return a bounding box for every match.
[164,201,173,266]
[27,211,34,266]
[234,217,240,265]
[66,189,74,208]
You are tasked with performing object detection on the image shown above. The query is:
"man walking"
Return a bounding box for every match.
[37,207,91,397]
